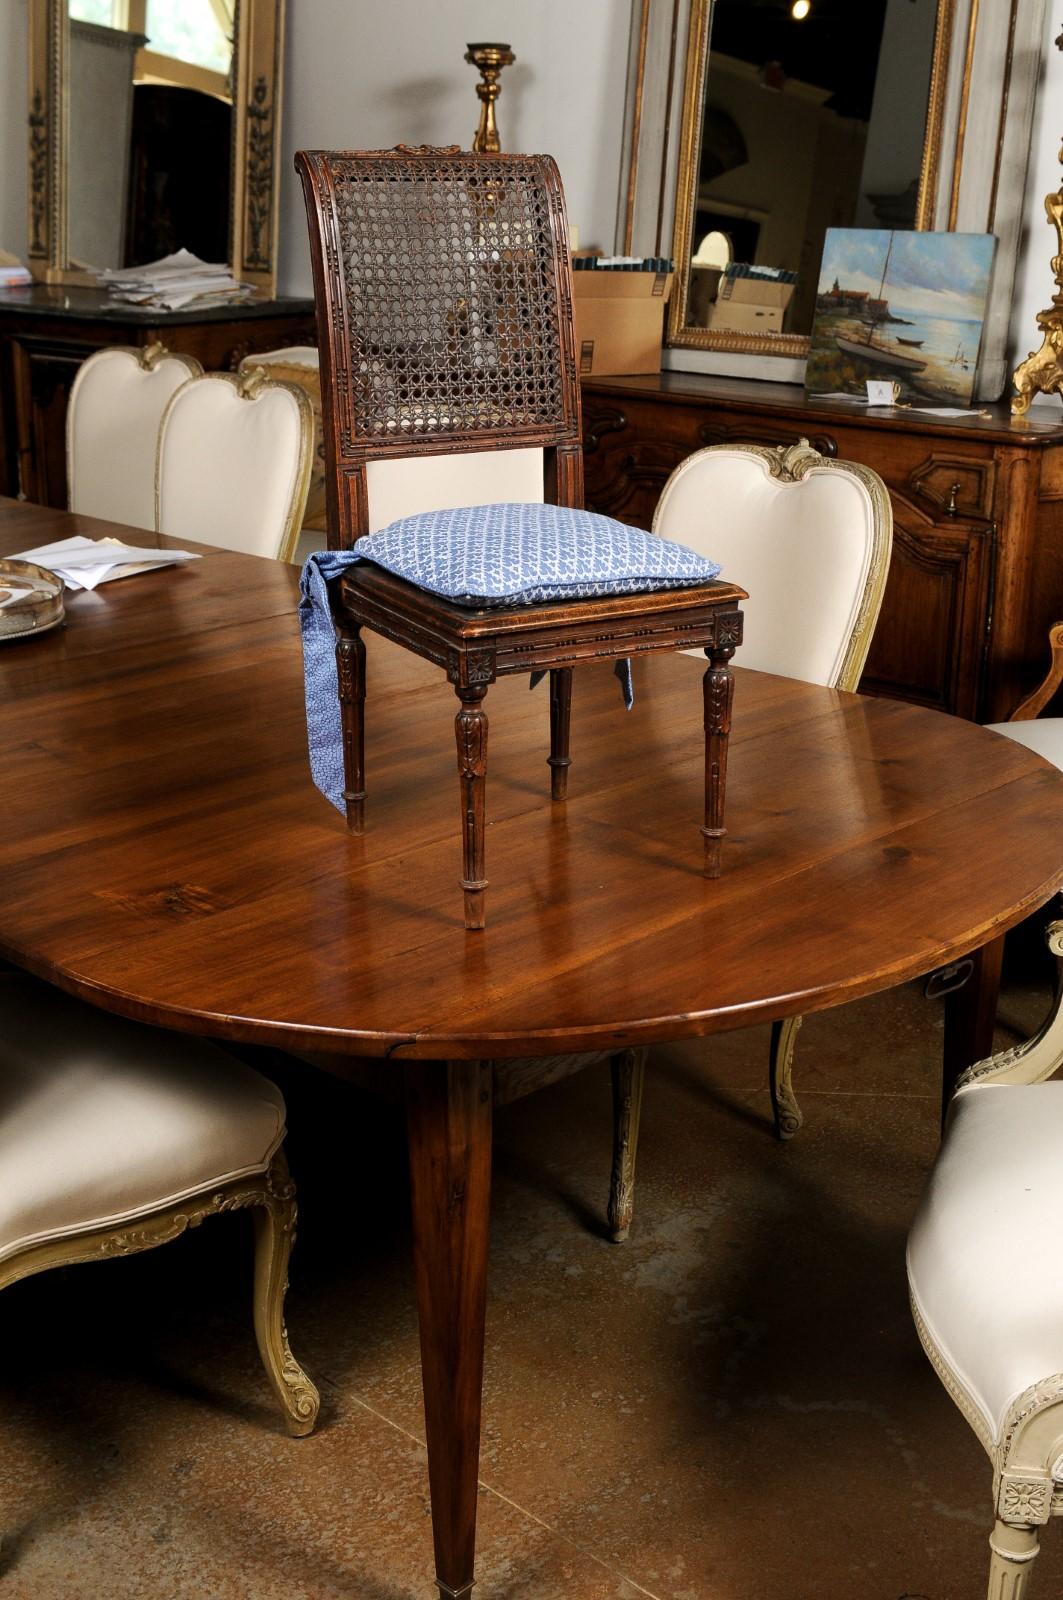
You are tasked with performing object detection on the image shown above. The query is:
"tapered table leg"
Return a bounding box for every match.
[336,620,367,833]
[548,667,573,801]
[942,933,1004,1124]
[702,644,736,878]
[406,1061,494,1600]
[455,687,489,930]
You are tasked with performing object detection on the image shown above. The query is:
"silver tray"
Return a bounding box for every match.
[0,558,65,642]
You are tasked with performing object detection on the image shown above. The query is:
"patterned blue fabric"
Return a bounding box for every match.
[298,504,722,813]
[347,502,721,606]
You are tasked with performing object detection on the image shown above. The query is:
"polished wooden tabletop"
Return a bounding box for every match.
[2,495,1063,1063]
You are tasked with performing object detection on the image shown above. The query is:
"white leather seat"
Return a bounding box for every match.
[908,919,1063,1597]
[155,370,315,561]
[985,717,1063,768]
[67,344,202,530]
[0,968,318,1437]
[0,970,283,1261]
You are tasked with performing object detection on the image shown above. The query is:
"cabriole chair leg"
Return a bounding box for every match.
[608,1048,647,1242]
[769,1015,804,1140]
[252,1153,321,1437]
[988,1519,1040,1599]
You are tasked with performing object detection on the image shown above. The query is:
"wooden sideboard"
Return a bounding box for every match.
[0,285,316,510]
[582,372,1063,723]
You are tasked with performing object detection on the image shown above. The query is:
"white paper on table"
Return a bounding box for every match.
[910,406,990,417]
[10,536,200,591]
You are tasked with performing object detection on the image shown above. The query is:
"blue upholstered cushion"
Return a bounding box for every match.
[353,502,721,607]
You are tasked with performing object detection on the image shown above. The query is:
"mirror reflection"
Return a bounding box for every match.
[687,0,940,338]
[66,0,233,270]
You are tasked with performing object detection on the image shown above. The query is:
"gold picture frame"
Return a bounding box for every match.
[26,0,287,296]
[667,0,959,360]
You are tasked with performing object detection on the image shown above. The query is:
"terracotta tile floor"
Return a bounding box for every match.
[1,921,1060,1599]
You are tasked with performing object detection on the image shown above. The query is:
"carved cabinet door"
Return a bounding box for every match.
[859,489,995,721]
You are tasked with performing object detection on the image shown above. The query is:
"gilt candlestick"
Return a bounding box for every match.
[1012,27,1063,415]
[465,42,515,154]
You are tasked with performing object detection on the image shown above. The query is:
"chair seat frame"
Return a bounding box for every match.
[0,1149,319,1438]
[335,564,746,928]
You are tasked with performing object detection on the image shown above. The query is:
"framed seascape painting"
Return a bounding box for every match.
[805,230,997,407]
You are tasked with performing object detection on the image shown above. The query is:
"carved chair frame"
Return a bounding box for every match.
[605,440,893,1225]
[909,918,1063,1590]
[296,145,747,932]
[0,1149,320,1437]
[27,0,288,295]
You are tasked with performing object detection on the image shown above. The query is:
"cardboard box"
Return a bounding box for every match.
[705,301,784,334]
[708,270,795,334]
[573,269,673,376]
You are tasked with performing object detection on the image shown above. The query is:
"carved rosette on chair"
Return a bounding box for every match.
[296,145,745,932]
[1012,30,1063,417]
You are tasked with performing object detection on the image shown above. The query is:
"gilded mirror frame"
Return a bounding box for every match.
[26,0,286,296]
[667,0,958,359]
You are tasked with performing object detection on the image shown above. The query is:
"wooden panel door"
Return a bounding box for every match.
[860,490,995,720]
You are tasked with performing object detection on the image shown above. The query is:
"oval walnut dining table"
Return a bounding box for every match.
[3,496,1063,1600]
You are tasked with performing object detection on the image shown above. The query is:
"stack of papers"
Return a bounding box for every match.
[10,536,201,592]
[95,249,257,311]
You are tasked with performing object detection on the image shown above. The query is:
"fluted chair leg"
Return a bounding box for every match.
[988,1520,1040,1599]
[608,1048,646,1242]
[251,1153,320,1437]
[769,1016,804,1140]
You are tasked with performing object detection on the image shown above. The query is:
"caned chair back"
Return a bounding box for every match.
[653,441,892,691]
[67,343,202,531]
[295,146,582,548]
[155,370,314,562]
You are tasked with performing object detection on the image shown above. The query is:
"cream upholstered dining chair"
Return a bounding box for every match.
[983,623,1063,765]
[67,343,202,530]
[237,347,327,561]
[0,967,319,1439]
[155,369,314,561]
[604,439,893,1235]
[908,917,1063,1599]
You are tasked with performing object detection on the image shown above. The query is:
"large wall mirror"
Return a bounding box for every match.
[27,0,286,294]
[671,0,954,358]
[620,0,1046,396]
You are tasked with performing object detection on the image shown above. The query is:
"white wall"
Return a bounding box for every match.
[1010,3,1061,395]
[0,1,28,259]
[277,0,631,297]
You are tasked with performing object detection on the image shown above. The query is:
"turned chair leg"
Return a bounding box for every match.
[455,686,489,931]
[702,644,736,879]
[548,667,573,801]
[769,1016,804,1141]
[608,1048,647,1242]
[336,620,367,833]
[987,1519,1041,1599]
[251,1153,320,1438]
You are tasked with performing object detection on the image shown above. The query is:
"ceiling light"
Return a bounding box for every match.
[791,0,811,17]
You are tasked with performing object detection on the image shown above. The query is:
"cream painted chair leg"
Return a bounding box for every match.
[608,1048,646,1243]
[769,1016,804,1140]
[252,1153,320,1437]
[988,1520,1041,1599]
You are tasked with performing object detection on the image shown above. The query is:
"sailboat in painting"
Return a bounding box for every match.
[832,235,927,373]
[806,228,997,405]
